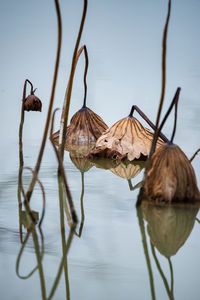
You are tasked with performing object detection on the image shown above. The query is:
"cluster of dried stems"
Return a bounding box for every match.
[17,1,89,298]
[16,0,200,298]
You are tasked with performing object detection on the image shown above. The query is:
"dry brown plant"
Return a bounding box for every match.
[144,143,200,202]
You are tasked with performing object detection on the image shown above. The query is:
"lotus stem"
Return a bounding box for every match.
[24,167,46,227]
[75,172,85,237]
[167,257,174,298]
[190,148,200,162]
[50,109,78,224]
[25,0,62,202]
[129,105,169,143]
[137,207,156,300]
[157,87,181,142]
[16,226,44,279]
[32,228,47,300]
[59,0,88,158]
[150,0,171,157]
[150,243,173,299]
[82,46,89,108]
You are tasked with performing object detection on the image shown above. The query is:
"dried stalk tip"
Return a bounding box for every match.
[144,143,200,203]
[24,94,42,112]
[53,107,108,148]
[88,116,164,161]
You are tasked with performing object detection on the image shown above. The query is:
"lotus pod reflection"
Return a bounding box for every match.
[89,116,164,161]
[144,143,200,202]
[142,202,199,257]
[110,160,145,179]
[70,152,93,173]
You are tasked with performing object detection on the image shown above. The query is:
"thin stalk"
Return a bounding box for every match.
[157,88,181,143]
[25,0,62,202]
[50,109,78,223]
[167,257,174,298]
[47,225,75,300]
[59,0,88,158]
[16,226,44,279]
[149,0,171,157]
[57,176,70,300]
[128,105,168,143]
[24,167,46,227]
[75,172,85,237]
[151,243,173,300]
[32,228,47,300]
[18,79,34,240]
[58,44,89,148]
[137,207,156,300]
[190,148,200,162]
[127,179,143,191]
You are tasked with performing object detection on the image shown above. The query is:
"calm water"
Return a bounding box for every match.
[1,1,200,299]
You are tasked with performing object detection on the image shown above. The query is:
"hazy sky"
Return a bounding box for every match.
[1,0,200,152]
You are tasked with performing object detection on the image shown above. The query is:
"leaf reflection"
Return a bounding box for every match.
[137,203,199,300]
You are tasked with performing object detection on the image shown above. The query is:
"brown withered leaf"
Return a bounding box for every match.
[142,202,199,257]
[24,94,42,112]
[144,143,200,202]
[53,107,108,148]
[88,116,164,161]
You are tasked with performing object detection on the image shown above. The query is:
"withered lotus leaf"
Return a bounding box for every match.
[144,143,200,202]
[88,116,164,161]
[142,202,199,257]
[24,94,42,112]
[53,107,108,148]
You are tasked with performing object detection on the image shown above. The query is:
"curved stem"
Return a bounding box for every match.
[25,0,62,202]
[157,87,181,142]
[129,105,168,143]
[149,0,171,157]
[59,0,88,158]
[16,226,45,280]
[24,167,46,227]
[82,46,88,108]
[75,172,85,237]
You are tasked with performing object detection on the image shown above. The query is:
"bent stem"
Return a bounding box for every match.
[128,179,143,191]
[58,44,89,147]
[129,105,169,143]
[150,0,171,157]
[25,0,62,202]
[59,0,88,158]
[157,87,181,143]
[16,226,44,280]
